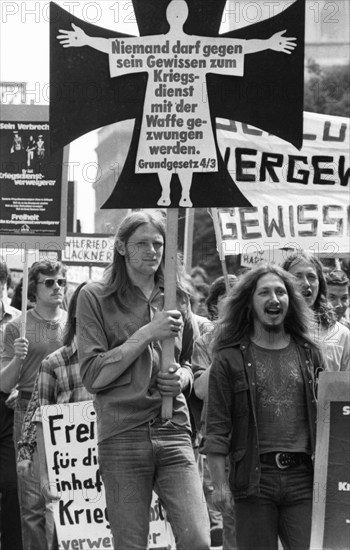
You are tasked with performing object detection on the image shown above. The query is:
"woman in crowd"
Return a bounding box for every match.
[282,252,349,371]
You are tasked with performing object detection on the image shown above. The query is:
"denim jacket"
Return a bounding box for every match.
[202,337,324,499]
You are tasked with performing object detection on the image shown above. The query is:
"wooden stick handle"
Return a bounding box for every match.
[161,208,179,419]
[211,208,230,293]
[20,245,29,338]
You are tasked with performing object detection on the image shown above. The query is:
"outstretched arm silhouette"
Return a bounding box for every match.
[57,25,296,56]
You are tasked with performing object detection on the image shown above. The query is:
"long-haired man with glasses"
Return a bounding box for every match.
[0,259,68,550]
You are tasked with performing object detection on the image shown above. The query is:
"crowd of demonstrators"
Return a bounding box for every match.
[77,210,211,550]
[0,230,349,550]
[203,264,326,550]
[190,266,211,318]
[0,261,22,550]
[14,280,92,550]
[16,283,91,485]
[192,275,237,550]
[282,252,350,372]
[0,260,68,550]
[10,278,35,311]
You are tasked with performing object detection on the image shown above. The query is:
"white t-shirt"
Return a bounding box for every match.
[310,319,350,372]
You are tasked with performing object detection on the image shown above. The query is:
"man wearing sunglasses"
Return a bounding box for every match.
[0,260,68,550]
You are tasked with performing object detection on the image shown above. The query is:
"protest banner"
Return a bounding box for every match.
[215,111,349,261]
[0,104,68,329]
[41,401,175,550]
[62,235,114,266]
[50,0,305,208]
[0,105,68,250]
[50,0,305,418]
[311,372,350,550]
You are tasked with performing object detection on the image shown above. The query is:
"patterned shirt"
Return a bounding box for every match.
[0,300,20,357]
[252,341,310,454]
[17,337,92,462]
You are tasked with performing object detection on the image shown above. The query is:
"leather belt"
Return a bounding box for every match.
[260,452,311,470]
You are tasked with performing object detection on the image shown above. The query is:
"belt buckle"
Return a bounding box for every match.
[275,452,291,469]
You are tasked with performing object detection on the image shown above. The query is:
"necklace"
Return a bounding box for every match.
[33,309,62,328]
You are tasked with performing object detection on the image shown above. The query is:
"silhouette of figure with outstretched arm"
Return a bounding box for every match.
[58,0,296,207]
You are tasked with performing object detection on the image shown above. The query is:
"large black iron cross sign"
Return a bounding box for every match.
[50,0,305,209]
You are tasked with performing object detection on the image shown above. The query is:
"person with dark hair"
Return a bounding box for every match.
[10,278,35,311]
[77,210,210,550]
[0,261,22,550]
[0,260,68,550]
[16,282,91,491]
[205,275,237,323]
[193,275,238,402]
[325,269,350,329]
[202,264,325,550]
[192,274,237,550]
[191,266,210,287]
[192,282,210,317]
[282,252,349,371]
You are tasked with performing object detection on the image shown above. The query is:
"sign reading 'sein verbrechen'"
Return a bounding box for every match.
[0,105,67,249]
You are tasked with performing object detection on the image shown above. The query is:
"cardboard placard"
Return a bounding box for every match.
[62,235,114,266]
[311,372,350,550]
[0,105,68,249]
[41,401,175,550]
[50,0,305,208]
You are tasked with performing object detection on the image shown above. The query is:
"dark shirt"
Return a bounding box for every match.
[252,341,310,454]
[201,337,324,499]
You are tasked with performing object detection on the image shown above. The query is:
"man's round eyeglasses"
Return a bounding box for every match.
[37,278,67,288]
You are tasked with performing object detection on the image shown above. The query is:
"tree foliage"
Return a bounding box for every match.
[179,208,240,282]
[304,61,350,117]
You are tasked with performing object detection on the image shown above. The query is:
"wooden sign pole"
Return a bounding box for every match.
[183,209,194,274]
[211,208,230,293]
[20,244,29,338]
[161,208,179,419]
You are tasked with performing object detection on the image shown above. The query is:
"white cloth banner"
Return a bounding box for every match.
[216,112,349,258]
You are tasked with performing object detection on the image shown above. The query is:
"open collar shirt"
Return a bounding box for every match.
[77,279,194,443]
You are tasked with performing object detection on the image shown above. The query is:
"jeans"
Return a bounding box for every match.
[14,395,57,550]
[201,456,237,550]
[234,461,314,550]
[98,418,211,550]
[0,392,23,550]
